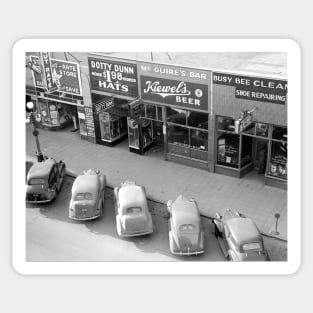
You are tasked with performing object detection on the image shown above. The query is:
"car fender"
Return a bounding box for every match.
[116,215,122,236]
[199,230,204,250]
[99,175,106,190]
[228,249,240,261]
[169,231,179,252]
[213,219,223,231]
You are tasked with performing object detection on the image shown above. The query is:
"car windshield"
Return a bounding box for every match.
[242,242,261,251]
[179,224,196,232]
[126,207,142,214]
[29,178,45,185]
[75,193,93,201]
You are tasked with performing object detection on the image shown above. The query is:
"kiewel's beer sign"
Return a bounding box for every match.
[88,56,138,98]
[140,76,208,111]
[213,72,287,105]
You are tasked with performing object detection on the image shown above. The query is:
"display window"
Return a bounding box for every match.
[187,111,208,130]
[268,126,287,180]
[99,112,127,142]
[190,129,208,151]
[217,133,240,168]
[127,117,140,149]
[167,109,209,161]
[144,104,162,121]
[167,107,187,125]
[168,124,189,147]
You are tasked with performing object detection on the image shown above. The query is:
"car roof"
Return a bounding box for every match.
[118,185,147,209]
[72,174,99,196]
[171,195,200,226]
[225,217,262,245]
[27,158,56,181]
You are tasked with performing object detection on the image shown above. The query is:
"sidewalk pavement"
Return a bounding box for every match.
[26,125,287,241]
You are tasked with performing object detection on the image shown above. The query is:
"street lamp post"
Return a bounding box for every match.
[26,101,44,162]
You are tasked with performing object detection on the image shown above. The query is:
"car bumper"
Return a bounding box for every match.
[171,249,205,256]
[26,199,53,204]
[69,214,101,221]
[119,228,153,237]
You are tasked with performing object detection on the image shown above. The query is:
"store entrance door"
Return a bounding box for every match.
[154,120,164,146]
[253,138,268,174]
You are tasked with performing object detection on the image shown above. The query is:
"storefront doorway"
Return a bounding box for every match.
[252,138,268,174]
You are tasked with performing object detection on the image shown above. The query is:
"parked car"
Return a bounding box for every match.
[26,158,66,203]
[167,195,204,256]
[25,160,34,183]
[213,209,270,261]
[114,180,153,237]
[69,169,106,220]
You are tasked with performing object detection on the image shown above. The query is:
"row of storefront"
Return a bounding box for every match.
[26,52,288,188]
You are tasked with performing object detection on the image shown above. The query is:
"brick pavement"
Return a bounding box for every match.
[26,125,287,240]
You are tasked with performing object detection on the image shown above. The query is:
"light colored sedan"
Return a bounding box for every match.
[213,209,270,261]
[69,169,106,220]
[114,181,153,237]
[167,195,204,256]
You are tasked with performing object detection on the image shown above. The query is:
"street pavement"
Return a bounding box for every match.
[26,124,287,241]
[26,176,287,261]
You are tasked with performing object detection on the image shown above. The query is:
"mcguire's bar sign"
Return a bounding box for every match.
[213,72,287,105]
[140,76,208,111]
[88,56,138,98]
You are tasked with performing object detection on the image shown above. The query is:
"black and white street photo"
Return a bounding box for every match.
[24,50,288,263]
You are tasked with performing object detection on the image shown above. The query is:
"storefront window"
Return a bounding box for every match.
[216,133,239,168]
[168,124,189,146]
[272,126,287,140]
[157,106,163,121]
[268,141,287,179]
[268,126,287,180]
[127,117,140,148]
[167,107,187,125]
[190,129,208,151]
[146,104,157,120]
[99,112,111,140]
[187,112,208,130]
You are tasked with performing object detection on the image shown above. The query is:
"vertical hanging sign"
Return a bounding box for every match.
[41,52,58,93]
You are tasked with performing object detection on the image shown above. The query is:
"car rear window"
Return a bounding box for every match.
[75,193,93,201]
[126,207,142,214]
[179,224,196,231]
[242,243,261,251]
[30,178,45,185]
